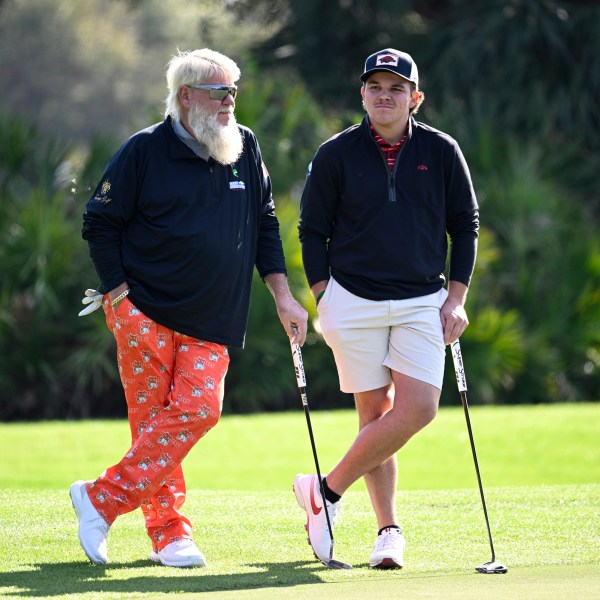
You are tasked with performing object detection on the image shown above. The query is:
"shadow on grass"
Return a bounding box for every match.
[1,559,339,596]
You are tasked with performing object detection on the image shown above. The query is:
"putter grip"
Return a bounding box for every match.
[290,326,307,388]
[291,342,307,388]
[451,340,468,392]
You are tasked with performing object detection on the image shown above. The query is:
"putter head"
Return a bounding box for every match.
[323,558,352,570]
[321,541,352,569]
[476,560,508,574]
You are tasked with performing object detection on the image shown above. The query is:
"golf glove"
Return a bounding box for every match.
[78,288,103,317]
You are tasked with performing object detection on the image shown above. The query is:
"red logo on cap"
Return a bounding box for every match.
[376,53,399,67]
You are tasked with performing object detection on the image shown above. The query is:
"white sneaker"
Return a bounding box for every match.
[150,539,206,568]
[69,480,110,564]
[293,473,341,563]
[370,527,406,569]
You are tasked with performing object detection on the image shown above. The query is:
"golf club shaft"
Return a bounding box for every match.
[290,333,336,547]
[450,340,497,563]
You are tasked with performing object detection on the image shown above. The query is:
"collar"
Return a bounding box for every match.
[362,114,413,142]
[164,116,207,161]
[172,118,210,160]
[368,121,408,149]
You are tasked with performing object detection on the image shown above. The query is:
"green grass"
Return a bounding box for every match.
[1,404,599,599]
[3,404,599,490]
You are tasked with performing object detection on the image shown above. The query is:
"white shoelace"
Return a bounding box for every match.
[374,530,403,551]
[170,539,195,551]
[325,499,342,525]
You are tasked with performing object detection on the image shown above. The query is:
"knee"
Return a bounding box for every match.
[400,402,438,435]
[192,393,222,435]
[420,402,438,427]
[196,395,222,427]
[171,391,222,438]
[405,400,438,435]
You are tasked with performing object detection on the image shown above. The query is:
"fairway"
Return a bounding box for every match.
[0,405,599,599]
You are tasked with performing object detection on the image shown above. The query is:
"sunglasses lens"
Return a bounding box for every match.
[209,87,236,101]
[209,90,227,101]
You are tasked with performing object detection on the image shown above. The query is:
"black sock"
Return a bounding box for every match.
[321,477,341,504]
[378,524,402,536]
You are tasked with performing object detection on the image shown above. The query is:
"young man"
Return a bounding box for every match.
[295,49,479,568]
[72,48,307,568]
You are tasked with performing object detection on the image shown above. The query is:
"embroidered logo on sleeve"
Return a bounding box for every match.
[94,180,113,204]
[230,181,246,191]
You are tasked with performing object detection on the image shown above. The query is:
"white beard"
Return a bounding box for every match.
[187,104,244,165]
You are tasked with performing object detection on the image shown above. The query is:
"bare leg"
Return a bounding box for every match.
[355,386,398,529]
[327,371,441,498]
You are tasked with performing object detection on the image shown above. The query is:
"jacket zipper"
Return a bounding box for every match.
[208,161,216,200]
[389,141,409,203]
[372,136,404,203]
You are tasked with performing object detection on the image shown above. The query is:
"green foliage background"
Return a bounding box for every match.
[0,0,599,420]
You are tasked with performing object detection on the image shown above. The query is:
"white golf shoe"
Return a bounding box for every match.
[150,539,206,568]
[370,526,406,569]
[293,473,341,563]
[69,480,110,564]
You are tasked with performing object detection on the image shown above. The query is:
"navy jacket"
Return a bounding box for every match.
[83,117,286,347]
[299,115,479,300]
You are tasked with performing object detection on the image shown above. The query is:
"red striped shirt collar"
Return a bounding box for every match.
[369,123,408,150]
[370,123,408,171]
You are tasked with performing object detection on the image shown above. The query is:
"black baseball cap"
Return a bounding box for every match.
[360,49,419,86]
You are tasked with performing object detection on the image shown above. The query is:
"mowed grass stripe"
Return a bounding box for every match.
[1,404,599,491]
[0,486,598,599]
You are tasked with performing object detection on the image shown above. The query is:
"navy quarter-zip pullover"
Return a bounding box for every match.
[299,115,479,300]
[83,117,286,347]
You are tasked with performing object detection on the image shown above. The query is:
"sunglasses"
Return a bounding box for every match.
[187,84,238,101]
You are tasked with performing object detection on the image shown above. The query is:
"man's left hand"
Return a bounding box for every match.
[440,296,469,345]
[441,280,470,345]
[276,296,308,346]
[264,273,309,346]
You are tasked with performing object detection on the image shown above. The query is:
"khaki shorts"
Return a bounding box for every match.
[317,278,448,393]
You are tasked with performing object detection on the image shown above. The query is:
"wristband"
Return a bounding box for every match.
[316,290,325,305]
[111,288,130,307]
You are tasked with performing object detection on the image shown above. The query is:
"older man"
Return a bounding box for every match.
[72,48,307,568]
[295,48,479,569]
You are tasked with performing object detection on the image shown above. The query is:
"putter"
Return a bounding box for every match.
[290,326,352,570]
[450,340,508,574]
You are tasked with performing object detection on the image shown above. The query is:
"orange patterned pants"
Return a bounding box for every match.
[85,295,229,551]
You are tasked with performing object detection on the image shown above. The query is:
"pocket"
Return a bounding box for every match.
[438,287,449,308]
[101,294,115,330]
[316,277,334,311]
[112,294,131,315]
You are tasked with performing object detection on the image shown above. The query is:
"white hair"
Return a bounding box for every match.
[164,49,241,121]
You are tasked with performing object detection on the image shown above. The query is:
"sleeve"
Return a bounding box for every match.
[445,140,479,286]
[298,144,340,287]
[81,139,139,293]
[251,134,287,279]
